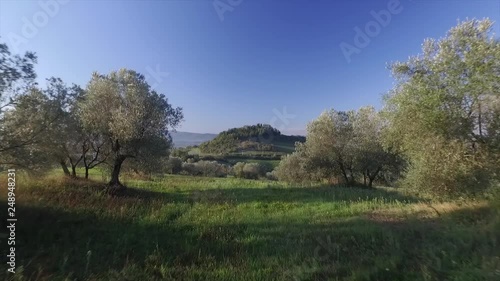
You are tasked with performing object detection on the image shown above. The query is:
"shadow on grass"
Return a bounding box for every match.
[10,195,499,280]
[12,204,242,280]
[125,185,424,205]
[47,177,424,206]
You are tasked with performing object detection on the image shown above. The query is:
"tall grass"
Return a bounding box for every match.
[1,173,499,280]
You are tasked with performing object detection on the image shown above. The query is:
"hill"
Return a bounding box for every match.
[170,131,217,147]
[198,124,305,155]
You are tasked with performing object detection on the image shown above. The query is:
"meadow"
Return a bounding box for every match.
[2,171,499,281]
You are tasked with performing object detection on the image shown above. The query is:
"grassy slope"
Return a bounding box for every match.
[1,174,499,281]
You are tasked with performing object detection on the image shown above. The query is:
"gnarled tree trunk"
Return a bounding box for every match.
[60,160,70,176]
[108,154,126,188]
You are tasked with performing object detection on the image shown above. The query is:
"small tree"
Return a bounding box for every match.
[79,69,182,189]
[305,110,357,185]
[352,106,400,187]
[43,77,87,177]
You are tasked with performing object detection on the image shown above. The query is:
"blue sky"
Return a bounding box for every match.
[1,0,499,134]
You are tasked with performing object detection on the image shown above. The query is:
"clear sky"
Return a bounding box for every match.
[1,0,499,134]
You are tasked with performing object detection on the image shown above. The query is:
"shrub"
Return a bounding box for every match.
[181,161,230,177]
[232,162,246,178]
[266,171,278,181]
[242,163,261,179]
[181,162,201,176]
[274,152,311,183]
[196,160,230,177]
[165,157,183,174]
[399,137,494,196]
[232,162,263,179]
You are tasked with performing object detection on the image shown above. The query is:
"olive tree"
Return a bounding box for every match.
[0,88,55,170]
[383,19,500,194]
[305,110,358,184]
[78,69,183,189]
[0,41,38,162]
[274,145,312,183]
[276,107,401,186]
[352,106,402,187]
[43,77,87,177]
[0,77,89,175]
[0,41,37,114]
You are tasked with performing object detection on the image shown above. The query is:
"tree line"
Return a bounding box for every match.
[276,19,499,195]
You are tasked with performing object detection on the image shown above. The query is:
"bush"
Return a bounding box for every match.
[181,162,200,176]
[232,162,263,179]
[165,157,183,174]
[232,162,246,178]
[274,152,311,183]
[400,137,494,196]
[196,160,230,177]
[181,161,230,177]
[242,163,261,179]
[266,171,278,181]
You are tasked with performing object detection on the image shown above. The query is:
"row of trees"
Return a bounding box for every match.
[276,19,499,194]
[0,43,183,190]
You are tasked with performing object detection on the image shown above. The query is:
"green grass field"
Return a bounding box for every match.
[2,173,499,280]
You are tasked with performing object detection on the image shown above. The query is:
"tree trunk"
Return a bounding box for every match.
[338,161,349,185]
[85,167,89,179]
[367,167,381,188]
[347,166,355,186]
[71,165,77,178]
[341,169,349,185]
[60,160,70,176]
[109,155,126,187]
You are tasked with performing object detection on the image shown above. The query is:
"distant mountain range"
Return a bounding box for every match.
[170,131,218,147]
